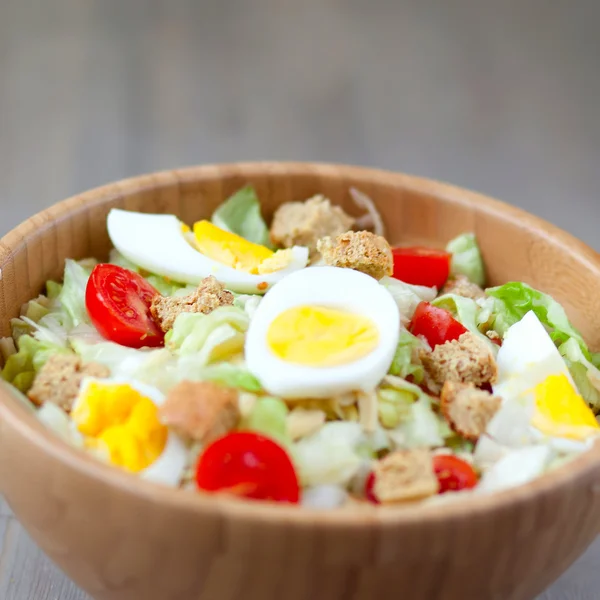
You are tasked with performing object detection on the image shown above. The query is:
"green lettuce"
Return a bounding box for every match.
[388,329,425,382]
[446,233,486,286]
[559,338,600,412]
[380,276,437,321]
[166,306,249,365]
[486,282,588,351]
[1,335,71,392]
[245,396,290,444]
[211,186,273,248]
[57,259,93,329]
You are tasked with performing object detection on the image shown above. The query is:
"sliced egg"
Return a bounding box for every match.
[72,378,187,486]
[245,267,400,399]
[489,310,599,447]
[107,209,309,294]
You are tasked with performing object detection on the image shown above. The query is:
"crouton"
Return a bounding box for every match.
[421,332,497,394]
[316,230,393,280]
[270,195,355,257]
[150,276,234,333]
[158,380,240,444]
[440,381,502,441]
[373,449,439,503]
[28,354,110,411]
[443,275,486,300]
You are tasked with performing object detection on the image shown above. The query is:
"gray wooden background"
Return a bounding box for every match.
[1,0,599,598]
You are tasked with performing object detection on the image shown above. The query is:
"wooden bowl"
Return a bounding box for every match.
[1,163,600,600]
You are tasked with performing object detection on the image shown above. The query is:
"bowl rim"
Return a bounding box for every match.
[2,160,600,528]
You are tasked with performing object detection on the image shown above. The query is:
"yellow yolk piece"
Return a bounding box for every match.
[193,220,273,273]
[72,382,167,473]
[180,222,191,233]
[267,305,379,367]
[531,373,600,440]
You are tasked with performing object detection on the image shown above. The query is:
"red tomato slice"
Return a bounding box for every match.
[433,455,478,494]
[392,246,451,288]
[409,301,468,348]
[364,471,380,504]
[196,432,300,504]
[85,264,164,348]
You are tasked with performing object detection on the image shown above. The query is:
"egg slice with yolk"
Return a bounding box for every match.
[245,267,400,399]
[107,209,309,294]
[72,378,187,486]
[489,311,599,445]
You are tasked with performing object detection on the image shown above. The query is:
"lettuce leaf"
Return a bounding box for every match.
[57,259,92,329]
[446,233,485,286]
[559,337,600,412]
[245,396,290,445]
[211,186,272,248]
[1,335,71,392]
[380,276,437,323]
[388,329,425,382]
[486,282,589,353]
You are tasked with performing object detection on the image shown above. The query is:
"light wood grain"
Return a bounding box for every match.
[0,1,599,599]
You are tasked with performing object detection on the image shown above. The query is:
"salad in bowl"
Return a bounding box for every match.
[3,185,599,509]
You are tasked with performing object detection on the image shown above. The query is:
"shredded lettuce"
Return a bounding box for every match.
[1,335,71,392]
[388,329,425,382]
[559,338,600,412]
[432,293,497,351]
[292,422,368,488]
[380,276,437,322]
[245,396,290,445]
[211,186,273,248]
[486,282,588,352]
[446,233,485,286]
[57,259,93,329]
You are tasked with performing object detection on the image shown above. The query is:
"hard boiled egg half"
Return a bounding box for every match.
[71,377,187,486]
[107,209,309,294]
[245,267,400,399]
[486,311,599,451]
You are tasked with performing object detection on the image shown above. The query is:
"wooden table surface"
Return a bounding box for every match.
[1,1,599,598]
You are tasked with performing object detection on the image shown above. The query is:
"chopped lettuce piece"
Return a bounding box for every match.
[211,186,273,248]
[446,233,485,286]
[46,280,63,301]
[144,274,185,297]
[57,259,92,329]
[559,337,600,412]
[486,282,588,352]
[432,293,497,351]
[1,335,71,392]
[245,396,290,445]
[377,387,415,429]
[380,276,437,322]
[301,484,348,509]
[388,329,425,382]
[292,422,368,487]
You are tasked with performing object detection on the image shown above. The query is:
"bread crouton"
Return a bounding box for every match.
[421,332,497,394]
[443,275,486,300]
[150,276,234,333]
[373,449,439,503]
[158,381,240,444]
[440,381,501,441]
[270,195,354,257]
[317,230,393,280]
[28,354,110,411]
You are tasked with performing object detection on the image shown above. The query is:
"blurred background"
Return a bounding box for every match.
[0,0,599,598]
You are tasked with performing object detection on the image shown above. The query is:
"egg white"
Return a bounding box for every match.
[75,377,187,487]
[107,209,309,294]
[244,267,400,399]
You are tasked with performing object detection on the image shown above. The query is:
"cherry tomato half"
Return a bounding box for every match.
[433,455,478,494]
[85,264,164,348]
[196,432,300,504]
[409,301,468,348]
[364,471,380,504]
[392,246,451,289]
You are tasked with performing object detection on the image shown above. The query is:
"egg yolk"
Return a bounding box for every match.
[267,305,379,367]
[531,373,600,440]
[72,382,167,473]
[193,220,274,273]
